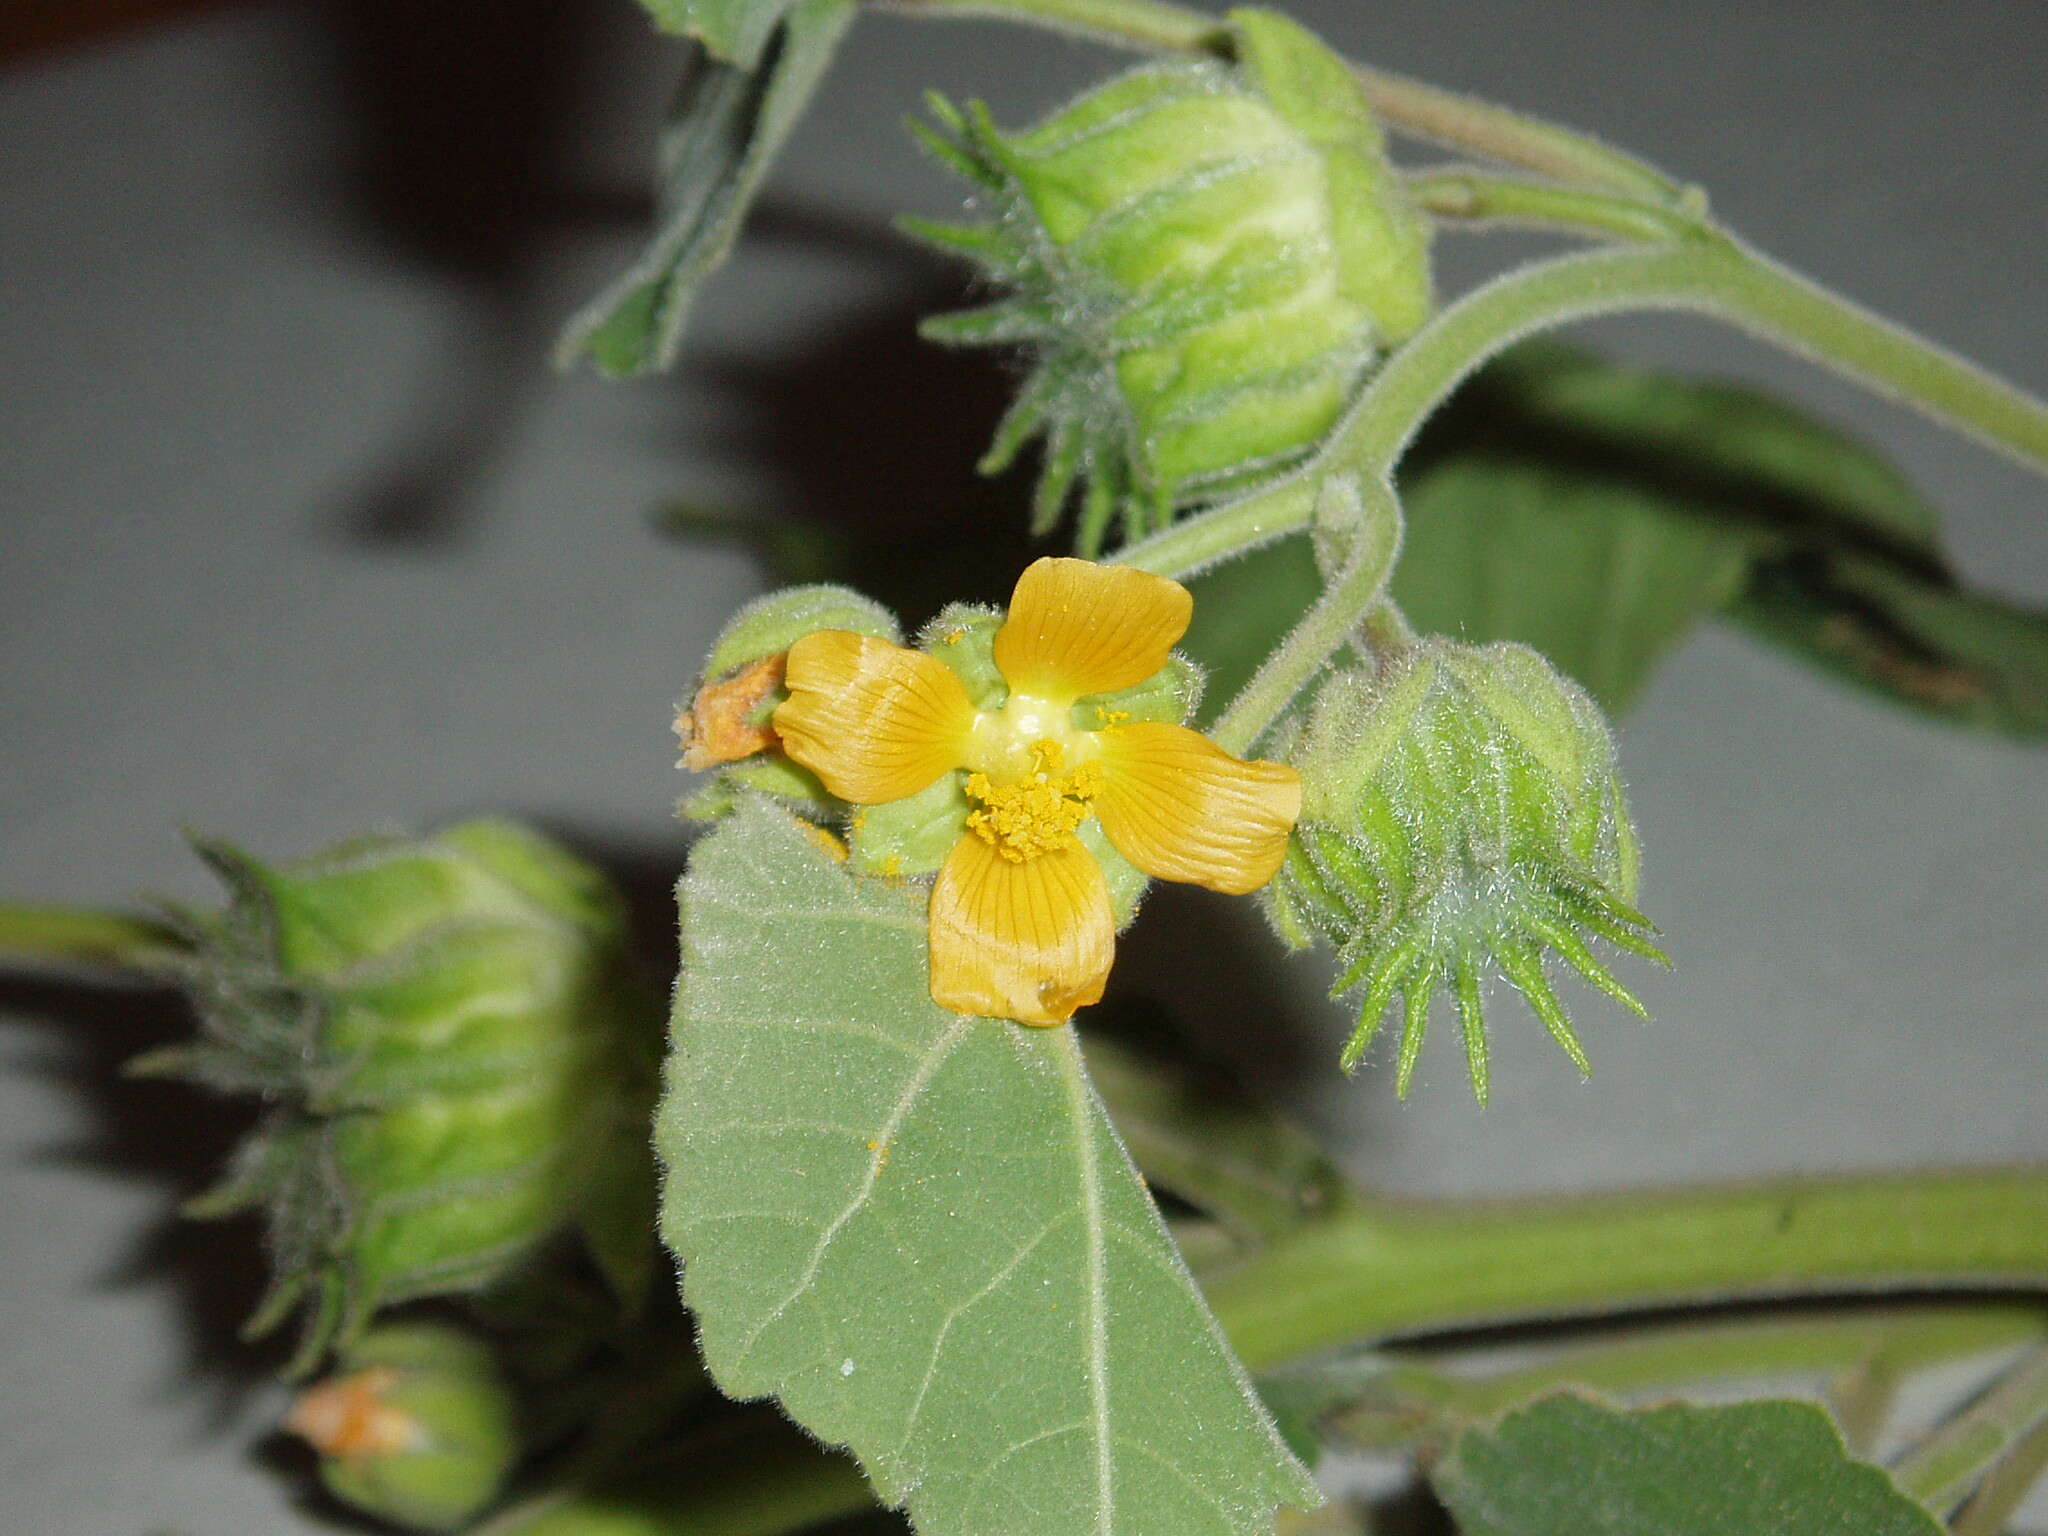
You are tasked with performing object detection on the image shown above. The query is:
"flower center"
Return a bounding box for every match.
[965,739,1103,863]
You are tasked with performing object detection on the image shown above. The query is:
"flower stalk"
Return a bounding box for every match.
[1204,1166,2048,1371]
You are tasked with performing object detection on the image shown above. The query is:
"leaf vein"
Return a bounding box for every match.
[899,1209,1078,1460]
[728,1015,976,1371]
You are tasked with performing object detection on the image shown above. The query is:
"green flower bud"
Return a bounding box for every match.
[1271,640,1665,1105]
[676,584,900,822]
[287,1323,520,1532]
[702,584,901,680]
[146,822,659,1372]
[905,8,1432,554]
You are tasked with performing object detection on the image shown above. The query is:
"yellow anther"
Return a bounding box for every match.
[964,740,1103,862]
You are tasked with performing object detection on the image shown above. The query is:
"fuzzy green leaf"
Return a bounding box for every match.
[1471,342,1946,565]
[1728,554,2048,737]
[1400,343,2048,734]
[637,0,800,68]
[659,799,1316,1536]
[557,0,852,376]
[1393,456,1754,714]
[1432,1393,1943,1536]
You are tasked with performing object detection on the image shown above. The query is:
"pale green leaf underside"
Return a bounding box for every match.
[1433,1392,1942,1536]
[1394,456,1754,715]
[659,800,1315,1536]
[638,0,800,68]
[557,0,852,377]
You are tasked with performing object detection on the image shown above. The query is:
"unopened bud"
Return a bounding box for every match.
[148,822,657,1371]
[289,1324,519,1532]
[906,8,1432,552]
[1271,641,1664,1104]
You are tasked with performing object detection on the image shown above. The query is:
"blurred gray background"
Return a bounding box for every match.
[1,1,2043,1531]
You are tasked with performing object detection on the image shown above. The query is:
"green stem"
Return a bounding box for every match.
[1406,168,1705,244]
[1893,1343,2048,1517]
[0,904,185,972]
[878,0,1681,202]
[1118,475,1317,578]
[1320,235,2048,487]
[1128,231,2048,594]
[1207,477,1400,756]
[1326,1303,2048,1450]
[1951,1411,2048,1536]
[879,0,1226,52]
[1205,1167,2048,1371]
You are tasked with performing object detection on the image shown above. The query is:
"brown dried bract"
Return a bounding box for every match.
[285,1366,420,1461]
[675,653,787,771]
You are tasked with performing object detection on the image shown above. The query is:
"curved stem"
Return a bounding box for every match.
[1137,231,2048,594]
[1132,233,2048,749]
[876,0,1682,203]
[1118,476,1317,578]
[0,904,185,973]
[1893,1342,2048,1517]
[1205,1166,2048,1371]
[1323,234,2048,487]
[1206,478,1400,755]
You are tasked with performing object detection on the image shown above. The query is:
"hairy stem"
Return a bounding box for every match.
[1325,1303,2048,1450]
[1319,234,2048,488]
[1206,477,1401,755]
[1119,476,1318,578]
[0,904,185,973]
[877,0,1682,202]
[1128,231,2048,600]
[1406,168,1705,243]
[1892,1342,2048,1517]
[878,0,1226,52]
[1204,1167,2048,1370]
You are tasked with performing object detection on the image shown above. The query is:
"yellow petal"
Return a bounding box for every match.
[773,631,975,804]
[928,833,1114,1026]
[992,557,1194,703]
[1092,722,1302,895]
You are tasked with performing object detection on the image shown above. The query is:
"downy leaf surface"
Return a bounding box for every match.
[658,799,1316,1536]
[1432,1393,1942,1536]
[558,0,851,376]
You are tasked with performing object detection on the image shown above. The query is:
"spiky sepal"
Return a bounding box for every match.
[904,9,1433,554]
[1268,641,1666,1105]
[142,823,660,1374]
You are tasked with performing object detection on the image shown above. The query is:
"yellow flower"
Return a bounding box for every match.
[773,558,1302,1026]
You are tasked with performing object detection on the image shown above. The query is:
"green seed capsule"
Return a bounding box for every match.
[1272,641,1663,1105]
[147,822,659,1373]
[288,1323,521,1532]
[906,8,1432,553]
